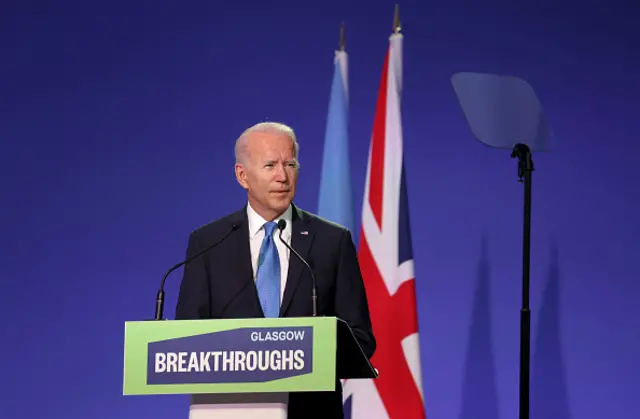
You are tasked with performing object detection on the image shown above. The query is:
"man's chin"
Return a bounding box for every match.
[270,194,293,208]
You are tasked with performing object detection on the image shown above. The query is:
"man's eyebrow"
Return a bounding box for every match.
[260,158,298,166]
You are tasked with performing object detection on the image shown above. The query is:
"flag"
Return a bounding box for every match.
[317,44,354,234]
[342,28,425,418]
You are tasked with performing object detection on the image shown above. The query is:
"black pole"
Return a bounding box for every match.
[511,143,533,419]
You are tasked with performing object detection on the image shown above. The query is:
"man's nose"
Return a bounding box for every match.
[274,163,288,181]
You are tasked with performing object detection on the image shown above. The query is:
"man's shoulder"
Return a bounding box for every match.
[191,208,245,238]
[298,207,352,237]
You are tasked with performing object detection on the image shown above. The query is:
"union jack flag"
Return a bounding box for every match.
[343,31,426,418]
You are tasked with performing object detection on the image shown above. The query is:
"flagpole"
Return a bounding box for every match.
[393,4,401,33]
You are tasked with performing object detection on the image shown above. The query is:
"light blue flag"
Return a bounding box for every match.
[318,49,354,235]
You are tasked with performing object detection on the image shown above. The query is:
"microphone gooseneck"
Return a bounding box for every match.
[154,223,238,321]
[276,219,317,317]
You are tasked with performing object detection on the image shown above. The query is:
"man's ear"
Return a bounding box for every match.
[235,163,249,190]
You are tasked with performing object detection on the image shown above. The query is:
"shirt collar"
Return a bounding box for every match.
[247,202,293,239]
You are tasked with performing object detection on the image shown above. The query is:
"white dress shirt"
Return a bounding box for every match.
[246,202,292,303]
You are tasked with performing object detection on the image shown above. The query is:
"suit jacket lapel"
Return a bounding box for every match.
[280,205,314,316]
[225,208,264,317]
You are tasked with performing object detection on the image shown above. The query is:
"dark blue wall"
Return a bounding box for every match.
[1,1,637,418]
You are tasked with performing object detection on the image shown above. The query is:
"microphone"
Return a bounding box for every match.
[154,223,238,320]
[277,219,317,317]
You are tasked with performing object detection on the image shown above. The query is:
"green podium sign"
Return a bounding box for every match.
[123,316,376,396]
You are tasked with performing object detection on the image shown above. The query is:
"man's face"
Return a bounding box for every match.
[235,131,299,220]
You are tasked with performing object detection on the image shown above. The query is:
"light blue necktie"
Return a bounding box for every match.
[256,221,281,317]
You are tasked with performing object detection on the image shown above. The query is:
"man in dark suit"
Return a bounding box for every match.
[175,122,376,419]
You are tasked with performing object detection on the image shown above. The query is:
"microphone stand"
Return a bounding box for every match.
[153,260,185,321]
[151,223,238,321]
[276,220,317,316]
[154,269,174,321]
[511,143,533,419]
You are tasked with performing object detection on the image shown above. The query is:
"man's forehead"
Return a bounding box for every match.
[259,154,296,162]
[246,132,295,150]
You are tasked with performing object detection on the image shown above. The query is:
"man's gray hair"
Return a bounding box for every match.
[234,122,300,164]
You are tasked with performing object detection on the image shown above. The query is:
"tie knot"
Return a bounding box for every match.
[263,221,278,237]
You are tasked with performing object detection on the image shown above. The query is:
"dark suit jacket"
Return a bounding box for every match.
[175,203,376,418]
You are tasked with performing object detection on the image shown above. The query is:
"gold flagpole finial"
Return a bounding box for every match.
[393,4,401,33]
[339,21,346,51]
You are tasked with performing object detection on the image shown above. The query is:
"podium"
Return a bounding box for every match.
[123,316,377,418]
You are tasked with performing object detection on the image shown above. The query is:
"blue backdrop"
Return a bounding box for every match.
[1,0,638,418]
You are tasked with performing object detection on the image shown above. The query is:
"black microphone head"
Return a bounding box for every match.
[277,219,287,231]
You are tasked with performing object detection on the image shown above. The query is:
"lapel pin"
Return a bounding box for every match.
[301,231,308,235]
